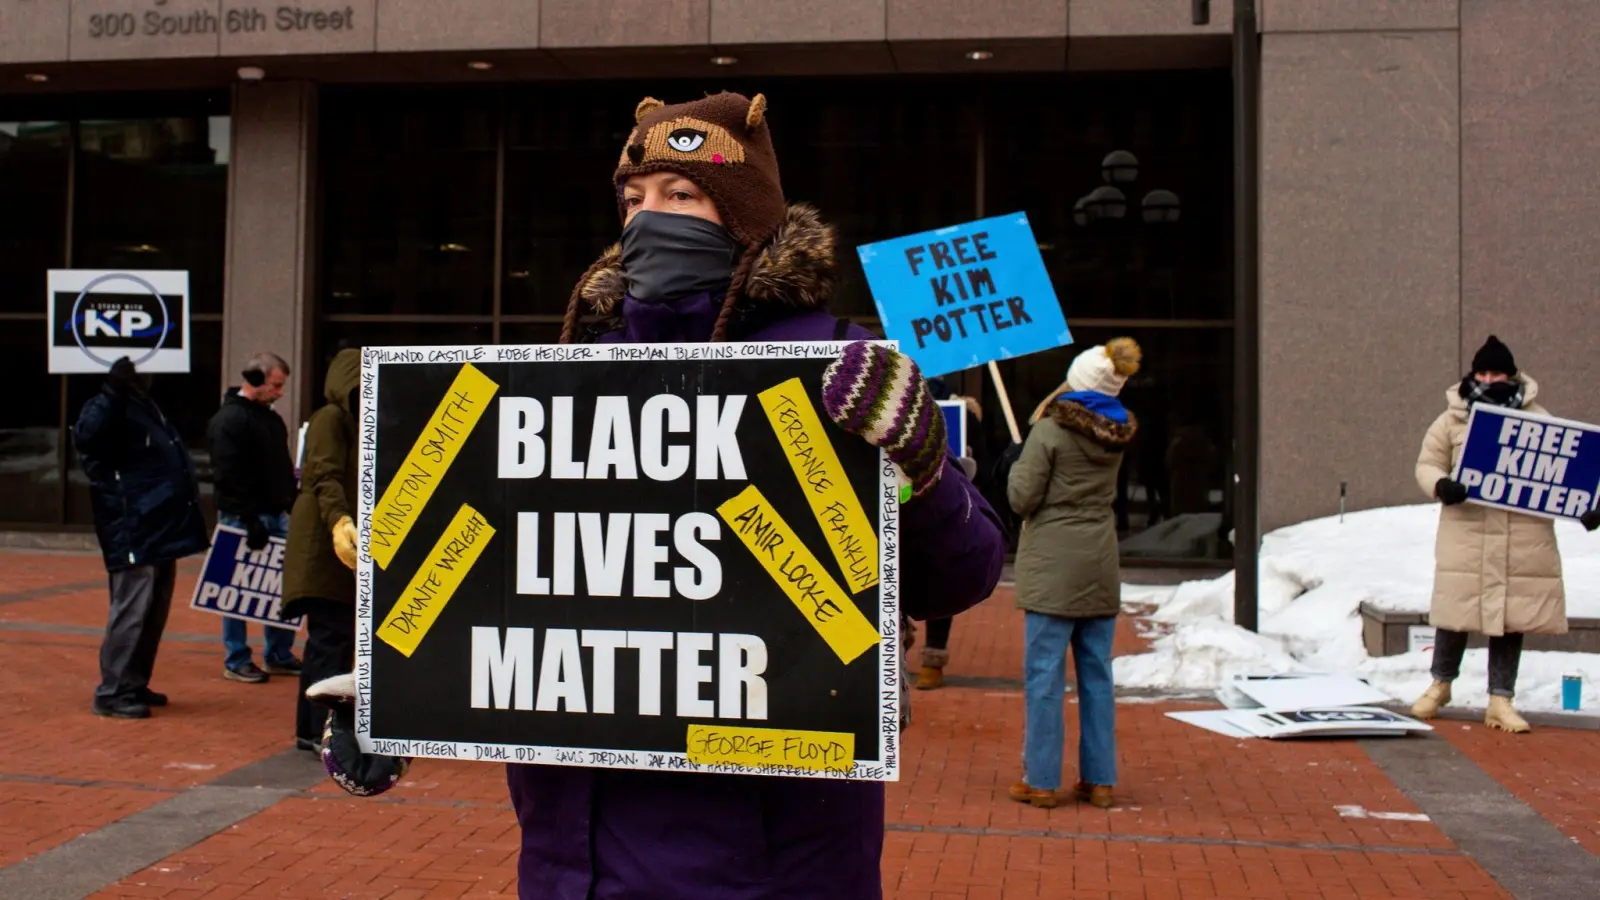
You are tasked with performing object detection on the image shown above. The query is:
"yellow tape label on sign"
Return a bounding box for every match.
[377,504,495,658]
[757,378,879,594]
[716,485,880,665]
[686,724,856,773]
[370,363,499,570]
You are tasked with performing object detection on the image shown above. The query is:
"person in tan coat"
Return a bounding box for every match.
[1411,336,1600,732]
[1007,338,1140,810]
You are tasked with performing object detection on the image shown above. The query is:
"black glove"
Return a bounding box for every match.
[105,357,141,399]
[1435,477,1469,506]
[244,516,270,551]
[1582,508,1600,533]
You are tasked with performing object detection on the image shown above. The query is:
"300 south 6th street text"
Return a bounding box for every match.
[86,2,357,39]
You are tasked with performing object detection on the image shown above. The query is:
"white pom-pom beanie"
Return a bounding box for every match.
[1065,337,1143,397]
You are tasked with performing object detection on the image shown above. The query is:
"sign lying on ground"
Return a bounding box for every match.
[1174,671,1427,740]
[1169,706,1431,740]
[1219,672,1392,711]
[47,270,190,374]
[189,525,303,629]
[857,213,1071,378]
[354,343,900,782]
[1454,405,1600,522]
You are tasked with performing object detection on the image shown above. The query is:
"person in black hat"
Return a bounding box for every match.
[74,357,209,718]
[1413,335,1600,734]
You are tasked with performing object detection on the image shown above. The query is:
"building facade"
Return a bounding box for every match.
[2,1,1597,563]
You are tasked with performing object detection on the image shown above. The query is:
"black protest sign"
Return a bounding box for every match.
[354,343,902,781]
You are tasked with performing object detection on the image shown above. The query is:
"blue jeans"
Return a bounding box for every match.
[219,512,297,669]
[1022,612,1117,790]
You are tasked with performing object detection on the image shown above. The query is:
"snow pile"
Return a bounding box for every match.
[1116,504,1600,714]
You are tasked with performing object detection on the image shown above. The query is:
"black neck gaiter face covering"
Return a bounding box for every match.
[1459,376,1524,409]
[620,211,739,303]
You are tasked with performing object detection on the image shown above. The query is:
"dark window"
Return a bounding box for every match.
[72,115,230,314]
[315,74,1230,559]
[320,89,498,318]
[0,93,229,528]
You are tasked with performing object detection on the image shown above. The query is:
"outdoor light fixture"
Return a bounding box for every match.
[467,61,493,71]
[1084,185,1128,221]
[1141,189,1182,225]
[1101,150,1140,184]
[965,50,994,61]
[237,66,265,81]
[710,55,739,66]
[24,73,48,83]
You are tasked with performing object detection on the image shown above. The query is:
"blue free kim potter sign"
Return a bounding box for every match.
[188,525,303,629]
[857,213,1072,378]
[1453,405,1600,521]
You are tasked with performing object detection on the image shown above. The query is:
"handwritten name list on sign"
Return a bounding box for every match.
[758,378,879,594]
[355,344,899,782]
[857,213,1072,377]
[377,504,496,658]
[369,362,498,570]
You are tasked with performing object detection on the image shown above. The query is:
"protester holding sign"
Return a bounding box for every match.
[207,351,301,684]
[317,91,1006,900]
[1008,339,1141,810]
[1413,336,1600,733]
[75,357,209,719]
[282,347,363,751]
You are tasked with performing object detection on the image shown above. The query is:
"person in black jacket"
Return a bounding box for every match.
[207,351,302,684]
[75,356,209,719]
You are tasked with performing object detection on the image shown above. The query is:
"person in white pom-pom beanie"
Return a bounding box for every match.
[1010,338,1142,811]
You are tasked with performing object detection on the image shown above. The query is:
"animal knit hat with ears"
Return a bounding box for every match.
[560,91,785,344]
[1031,338,1143,423]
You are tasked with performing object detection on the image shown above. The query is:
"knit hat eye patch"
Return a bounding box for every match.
[667,128,706,152]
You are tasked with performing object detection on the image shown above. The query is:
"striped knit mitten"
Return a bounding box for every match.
[821,341,946,499]
[306,674,410,798]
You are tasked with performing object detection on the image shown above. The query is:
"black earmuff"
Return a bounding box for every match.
[243,368,266,387]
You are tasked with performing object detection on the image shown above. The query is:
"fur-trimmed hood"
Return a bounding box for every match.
[1048,399,1138,452]
[573,203,839,318]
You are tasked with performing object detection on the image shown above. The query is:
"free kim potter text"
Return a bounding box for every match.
[88,4,358,39]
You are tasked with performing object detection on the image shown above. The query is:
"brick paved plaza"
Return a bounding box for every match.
[2,550,1597,899]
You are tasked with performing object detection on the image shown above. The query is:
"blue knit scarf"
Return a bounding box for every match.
[1059,390,1128,423]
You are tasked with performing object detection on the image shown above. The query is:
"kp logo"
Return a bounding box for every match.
[47,269,191,374]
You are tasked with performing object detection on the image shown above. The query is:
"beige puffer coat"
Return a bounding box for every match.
[1415,374,1567,636]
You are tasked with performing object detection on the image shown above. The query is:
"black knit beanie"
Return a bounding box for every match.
[1470,336,1517,376]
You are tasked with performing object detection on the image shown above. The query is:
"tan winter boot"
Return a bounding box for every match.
[1075,781,1114,809]
[916,648,949,691]
[1410,681,1452,720]
[1485,696,1531,733]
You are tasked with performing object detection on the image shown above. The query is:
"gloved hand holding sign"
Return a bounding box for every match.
[306,673,410,797]
[820,341,947,500]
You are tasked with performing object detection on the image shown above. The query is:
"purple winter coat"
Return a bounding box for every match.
[506,205,1007,900]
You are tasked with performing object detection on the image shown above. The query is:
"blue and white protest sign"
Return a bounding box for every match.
[189,525,302,629]
[857,213,1071,378]
[47,269,190,374]
[938,399,967,458]
[1453,406,1600,521]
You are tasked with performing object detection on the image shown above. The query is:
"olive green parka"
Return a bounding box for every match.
[283,349,361,614]
[1008,399,1137,620]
